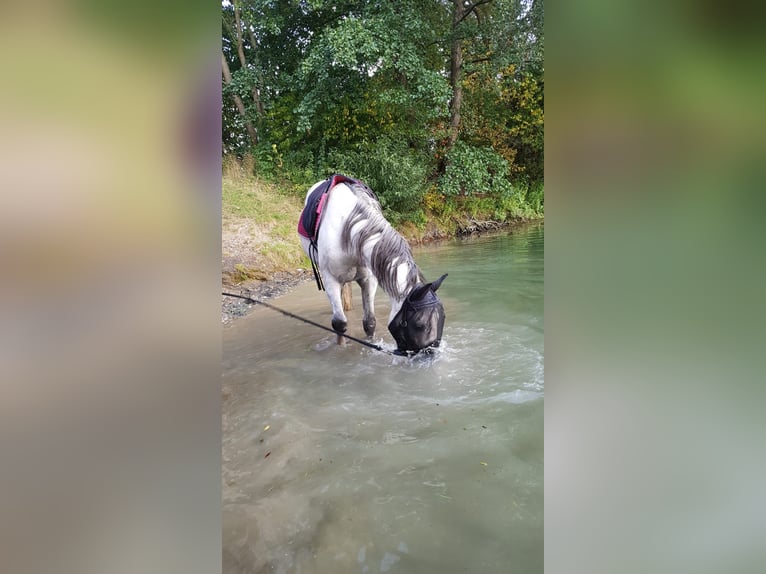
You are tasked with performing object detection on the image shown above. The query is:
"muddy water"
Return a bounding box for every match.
[223,224,543,574]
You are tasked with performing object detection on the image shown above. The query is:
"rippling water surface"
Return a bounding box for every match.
[223,224,543,574]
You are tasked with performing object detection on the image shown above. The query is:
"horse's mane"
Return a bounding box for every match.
[340,183,424,299]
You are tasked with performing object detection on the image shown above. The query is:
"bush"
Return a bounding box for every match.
[525,181,544,213]
[327,138,429,221]
[439,142,515,198]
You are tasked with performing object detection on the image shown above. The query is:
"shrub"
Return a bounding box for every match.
[525,181,544,213]
[251,143,284,178]
[439,142,515,198]
[327,138,429,220]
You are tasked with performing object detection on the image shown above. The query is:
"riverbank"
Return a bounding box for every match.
[222,161,310,323]
[221,163,542,324]
[222,269,312,324]
[222,219,540,325]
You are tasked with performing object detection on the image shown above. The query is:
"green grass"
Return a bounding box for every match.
[222,180,267,221]
[222,157,309,280]
[222,161,301,228]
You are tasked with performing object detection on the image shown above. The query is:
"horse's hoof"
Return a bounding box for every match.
[332,319,347,333]
[363,318,376,337]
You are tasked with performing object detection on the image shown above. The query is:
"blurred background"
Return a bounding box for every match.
[1,0,765,573]
[546,1,766,573]
[0,1,221,573]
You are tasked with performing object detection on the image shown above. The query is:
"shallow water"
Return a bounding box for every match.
[222,224,544,574]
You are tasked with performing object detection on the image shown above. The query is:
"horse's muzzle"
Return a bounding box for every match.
[392,341,440,357]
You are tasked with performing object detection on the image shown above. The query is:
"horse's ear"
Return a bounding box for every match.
[431,273,448,292]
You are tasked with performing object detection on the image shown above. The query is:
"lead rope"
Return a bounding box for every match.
[222,291,403,356]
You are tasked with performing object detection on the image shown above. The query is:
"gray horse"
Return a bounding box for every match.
[299,175,447,354]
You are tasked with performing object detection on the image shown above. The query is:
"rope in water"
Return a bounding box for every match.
[222,291,399,356]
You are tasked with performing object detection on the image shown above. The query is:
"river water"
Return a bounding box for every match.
[223,223,544,574]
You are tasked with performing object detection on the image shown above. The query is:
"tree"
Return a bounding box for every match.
[221,0,271,150]
[221,50,258,148]
[447,0,496,151]
[221,0,544,209]
[443,0,544,183]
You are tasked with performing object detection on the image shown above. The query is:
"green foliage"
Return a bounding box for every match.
[222,0,543,225]
[526,181,545,213]
[440,142,515,197]
[251,143,283,178]
[327,138,429,223]
[462,65,544,184]
[292,3,451,149]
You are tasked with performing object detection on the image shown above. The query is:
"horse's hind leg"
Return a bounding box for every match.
[357,274,378,337]
[341,283,353,311]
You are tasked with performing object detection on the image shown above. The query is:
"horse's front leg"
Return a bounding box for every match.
[323,276,348,342]
[357,274,378,337]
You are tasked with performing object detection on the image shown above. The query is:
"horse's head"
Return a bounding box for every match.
[388,274,448,354]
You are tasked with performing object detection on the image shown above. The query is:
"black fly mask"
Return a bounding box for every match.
[388,274,448,354]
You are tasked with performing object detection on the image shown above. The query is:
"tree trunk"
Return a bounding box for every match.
[234,2,265,117]
[233,2,247,69]
[247,28,265,116]
[221,51,258,147]
[447,0,465,150]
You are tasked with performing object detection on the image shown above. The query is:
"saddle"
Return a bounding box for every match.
[298,174,354,242]
[298,174,368,290]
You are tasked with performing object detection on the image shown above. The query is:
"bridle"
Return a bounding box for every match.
[388,283,445,353]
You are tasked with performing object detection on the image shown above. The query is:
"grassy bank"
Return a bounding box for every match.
[221,157,542,285]
[222,157,308,285]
